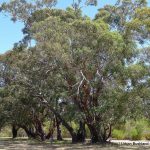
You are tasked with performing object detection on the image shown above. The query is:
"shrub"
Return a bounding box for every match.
[130,128,139,140]
[0,126,12,137]
[112,118,150,140]
[17,128,27,137]
[112,129,125,139]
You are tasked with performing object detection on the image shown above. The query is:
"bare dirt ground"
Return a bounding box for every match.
[0,138,150,150]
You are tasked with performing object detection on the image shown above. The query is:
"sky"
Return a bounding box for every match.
[0,0,123,54]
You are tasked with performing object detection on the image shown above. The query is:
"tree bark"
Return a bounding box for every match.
[21,126,36,139]
[56,117,63,141]
[76,121,86,143]
[12,125,18,139]
[46,118,56,139]
[34,117,45,141]
[87,123,107,144]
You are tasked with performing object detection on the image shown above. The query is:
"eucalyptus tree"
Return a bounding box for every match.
[1,0,150,144]
[0,50,59,141]
[0,44,86,142]
[27,8,129,143]
[0,0,57,22]
[29,0,150,143]
[95,0,150,113]
[0,0,97,21]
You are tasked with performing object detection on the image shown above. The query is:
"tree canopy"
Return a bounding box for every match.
[0,0,150,144]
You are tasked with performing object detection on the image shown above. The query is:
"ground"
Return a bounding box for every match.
[0,138,150,150]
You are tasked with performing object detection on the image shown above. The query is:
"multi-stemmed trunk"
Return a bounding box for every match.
[38,96,85,143]
[34,118,45,141]
[38,96,112,144]
[75,80,111,143]
[17,117,46,141]
[21,125,37,139]
[87,122,111,143]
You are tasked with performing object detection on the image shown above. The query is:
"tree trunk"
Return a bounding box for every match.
[56,117,63,141]
[35,118,45,141]
[21,126,36,139]
[12,125,18,139]
[76,121,86,143]
[87,124,106,144]
[46,119,55,139]
[37,96,80,143]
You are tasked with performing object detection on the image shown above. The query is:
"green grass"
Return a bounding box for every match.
[112,118,150,140]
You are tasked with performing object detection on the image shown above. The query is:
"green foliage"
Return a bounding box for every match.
[0,126,12,137]
[112,119,150,140]
[0,0,150,143]
[112,129,125,140]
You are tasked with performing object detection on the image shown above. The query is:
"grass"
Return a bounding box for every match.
[112,119,150,140]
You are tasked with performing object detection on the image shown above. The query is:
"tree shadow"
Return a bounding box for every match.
[0,139,150,150]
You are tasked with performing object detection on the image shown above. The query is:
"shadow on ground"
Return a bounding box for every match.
[0,138,150,150]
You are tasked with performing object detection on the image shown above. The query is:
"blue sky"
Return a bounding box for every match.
[0,0,117,54]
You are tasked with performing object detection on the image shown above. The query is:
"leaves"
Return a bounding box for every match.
[0,0,150,142]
